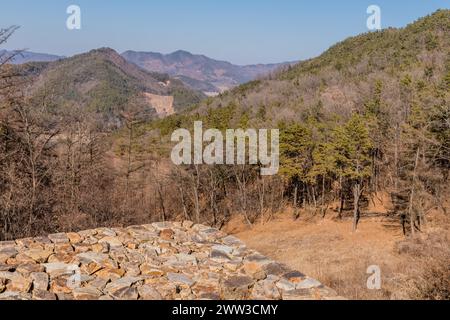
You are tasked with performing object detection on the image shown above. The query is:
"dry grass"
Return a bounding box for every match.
[391,230,450,300]
[225,210,450,300]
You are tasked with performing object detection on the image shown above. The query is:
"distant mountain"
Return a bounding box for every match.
[20,48,204,127]
[121,50,294,94]
[0,50,63,64]
[2,49,293,96]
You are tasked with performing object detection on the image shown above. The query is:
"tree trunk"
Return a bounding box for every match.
[293,183,298,219]
[258,178,265,224]
[408,147,420,236]
[125,121,133,205]
[321,175,326,217]
[269,180,275,220]
[394,123,400,192]
[234,166,251,225]
[192,186,200,223]
[311,185,317,213]
[157,183,166,222]
[193,165,201,223]
[178,177,189,221]
[352,182,361,232]
[302,184,306,210]
[322,175,326,206]
[338,176,344,218]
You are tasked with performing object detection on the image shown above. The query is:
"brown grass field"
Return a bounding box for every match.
[224,206,450,300]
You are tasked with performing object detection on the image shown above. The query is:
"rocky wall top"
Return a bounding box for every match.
[0,221,341,300]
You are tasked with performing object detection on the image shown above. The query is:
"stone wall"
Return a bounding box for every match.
[0,222,341,300]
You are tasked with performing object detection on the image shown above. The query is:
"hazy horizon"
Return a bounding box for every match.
[1,0,449,65]
[0,47,300,66]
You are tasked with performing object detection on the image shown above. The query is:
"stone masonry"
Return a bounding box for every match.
[0,222,341,300]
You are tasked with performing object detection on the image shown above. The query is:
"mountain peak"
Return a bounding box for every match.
[88,47,120,58]
[169,50,193,58]
[171,49,192,55]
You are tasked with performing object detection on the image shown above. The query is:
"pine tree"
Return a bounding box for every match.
[309,141,336,216]
[280,123,314,218]
[308,118,337,214]
[333,114,373,231]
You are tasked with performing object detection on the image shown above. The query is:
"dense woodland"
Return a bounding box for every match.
[111,10,450,235]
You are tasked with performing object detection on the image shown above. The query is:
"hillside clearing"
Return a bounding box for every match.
[226,210,449,299]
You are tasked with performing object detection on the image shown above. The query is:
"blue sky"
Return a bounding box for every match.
[1,0,448,65]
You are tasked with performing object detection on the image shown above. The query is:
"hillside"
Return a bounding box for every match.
[130,10,449,155]
[122,50,293,95]
[20,48,205,127]
[119,11,449,300]
[118,10,449,237]
[183,10,449,126]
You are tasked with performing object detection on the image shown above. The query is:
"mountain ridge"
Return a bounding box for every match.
[3,48,294,96]
[121,49,295,94]
[20,47,204,127]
